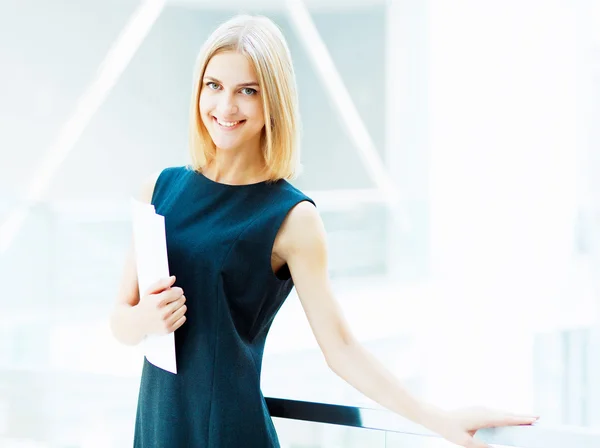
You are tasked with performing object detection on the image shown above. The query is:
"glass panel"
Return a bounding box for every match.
[386,433,535,448]
[385,430,600,448]
[385,433,450,448]
[385,433,521,448]
[0,370,139,447]
[273,418,386,448]
[264,0,600,433]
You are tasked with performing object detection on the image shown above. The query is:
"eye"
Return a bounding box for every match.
[206,81,220,90]
[240,87,257,96]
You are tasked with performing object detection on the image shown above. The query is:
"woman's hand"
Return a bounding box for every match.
[429,406,539,448]
[136,275,187,336]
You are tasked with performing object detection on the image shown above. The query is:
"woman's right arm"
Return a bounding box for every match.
[109,172,187,346]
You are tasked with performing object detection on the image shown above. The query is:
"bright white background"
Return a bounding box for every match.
[1,0,599,446]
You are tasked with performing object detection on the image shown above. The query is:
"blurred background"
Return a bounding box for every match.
[1,0,599,446]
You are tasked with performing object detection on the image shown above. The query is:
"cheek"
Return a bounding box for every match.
[199,90,217,116]
[248,101,265,125]
[198,95,216,130]
[198,93,208,115]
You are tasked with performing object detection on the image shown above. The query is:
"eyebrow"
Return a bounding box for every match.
[204,76,259,88]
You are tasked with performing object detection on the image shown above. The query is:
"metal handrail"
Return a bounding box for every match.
[266,397,600,448]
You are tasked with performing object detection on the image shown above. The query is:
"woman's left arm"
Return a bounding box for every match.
[278,201,441,429]
[278,202,540,448]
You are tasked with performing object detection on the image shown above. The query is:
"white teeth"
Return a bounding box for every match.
[217,119,240,127]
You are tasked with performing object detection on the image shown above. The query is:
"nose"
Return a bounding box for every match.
[216,91,239,116]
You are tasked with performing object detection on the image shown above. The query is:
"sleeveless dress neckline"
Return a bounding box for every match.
[189,165,273,189]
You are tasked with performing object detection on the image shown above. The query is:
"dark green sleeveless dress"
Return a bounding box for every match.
[133,165,314,447]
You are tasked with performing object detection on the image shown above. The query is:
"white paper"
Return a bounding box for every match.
[131,198,177,374]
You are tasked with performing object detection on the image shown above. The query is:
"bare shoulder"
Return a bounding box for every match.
[287,199,319,224]
[276,200,325,260]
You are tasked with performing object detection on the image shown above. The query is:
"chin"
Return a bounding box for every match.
[210,138,242,152]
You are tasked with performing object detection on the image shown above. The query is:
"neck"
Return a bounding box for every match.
[204,145,267,185]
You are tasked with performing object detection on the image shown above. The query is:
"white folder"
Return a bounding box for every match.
[131,198,177,374]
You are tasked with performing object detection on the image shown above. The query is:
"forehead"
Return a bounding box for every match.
[204,51,258,83]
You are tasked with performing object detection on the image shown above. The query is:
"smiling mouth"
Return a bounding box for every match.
[213,117,245,129]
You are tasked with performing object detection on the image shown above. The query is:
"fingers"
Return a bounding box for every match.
[156,287,184,307]
[161,297,186,333]
[144,275,176,297]
[485,410,539,428]
[166,296,187,318]
[507,412,540,421]
[170,315,187,332]
[486,408,538,420]
[166,301,187,327]
[471,408,539,428]
[500,415,539,427]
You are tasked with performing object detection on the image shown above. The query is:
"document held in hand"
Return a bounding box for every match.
[131,198,177,374]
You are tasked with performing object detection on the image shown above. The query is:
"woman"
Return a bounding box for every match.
[110,14,538,448]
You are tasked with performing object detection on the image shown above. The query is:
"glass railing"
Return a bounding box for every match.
[267,397,600,448]
[1,366,600,447]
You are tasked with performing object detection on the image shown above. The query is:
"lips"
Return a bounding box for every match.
[213,117,245,130]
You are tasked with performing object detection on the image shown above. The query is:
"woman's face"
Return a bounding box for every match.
[199,51,265,153]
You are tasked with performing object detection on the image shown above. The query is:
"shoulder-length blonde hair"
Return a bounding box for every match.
[189,15,302,181]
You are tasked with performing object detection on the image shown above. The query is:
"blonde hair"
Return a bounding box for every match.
[189,15,302,181]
